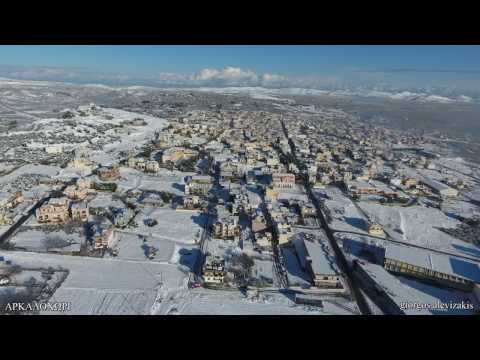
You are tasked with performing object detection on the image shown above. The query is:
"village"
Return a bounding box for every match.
[0,93,480,315]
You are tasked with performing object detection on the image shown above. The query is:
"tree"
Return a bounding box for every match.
[43,235,71,251]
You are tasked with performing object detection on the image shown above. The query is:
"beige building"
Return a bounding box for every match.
[0,191,24,210]
[68,158,94,173]
[92,224,116,250]
[64,185,88,200]
[368,223,385,237]
[277,223,294,245]
[0,211,12,225]
[71,202,89,222]
[182,195,200,210]
[255,232,272,248]
[162,147,198,164]
[271,173,296,190]
[127,157,160,173]
[185,176,212,196]
[45,145,63,154]
[36,197,70,223]
[76,177,93,190]
[251,214,268,233]
[145,160,160,173]
[403,178,418,189]
[300,204,316,218]
[97,166,120,181]
[265,187,279,201]
[213,216,240,240]
[202,256,226,284]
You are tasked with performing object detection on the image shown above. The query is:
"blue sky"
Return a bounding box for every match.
[0,45,479,93]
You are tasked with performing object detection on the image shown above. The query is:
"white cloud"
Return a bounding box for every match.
[190,67,259,86]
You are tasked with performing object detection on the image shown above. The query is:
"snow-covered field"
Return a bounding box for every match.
[130,207,206,244]
[8,228,85,253]
[152,287,348,315]
[317,187,370,234]
[0,250,186,315]
[117,167,192,195]
[113,232,176,263]
[357,202,480,257]
[189,86,474,104]
[0,164,61,186]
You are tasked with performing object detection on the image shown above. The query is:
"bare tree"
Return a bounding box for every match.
[42,235,71,251]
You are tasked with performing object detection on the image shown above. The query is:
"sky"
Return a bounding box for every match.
[0,45,479,94]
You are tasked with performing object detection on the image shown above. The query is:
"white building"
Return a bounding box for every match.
[45,145,64,154]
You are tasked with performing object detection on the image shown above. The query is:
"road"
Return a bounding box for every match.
[279,117,372,315]
[190,164,221,283]
[260,202,289,288]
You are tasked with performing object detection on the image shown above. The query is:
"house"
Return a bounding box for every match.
[63,185,88,200]
[255,232,272,248]
[185,175,212,196]
[202,256,226,284]
[112,208,135,227]
[140,193,164,208]
[271,173,296,190]
[220,162,240,182]
[36,197,70,223]
[277,224,294,245]
[76,177,93,190]
[68,158,94,173]
[182,195,200,210]
[45,144,63,154]
[70,202,89,222]
[300,203,316,218]
[213,216,240,240]
[97,166,120,181]
[0,211,12,225]
[162,147,198,164]
[0,191,23,210]
[92,182,117,192]
[403,178,418,189]
[266,156,279,166]
[91,223,116,250]
[145,160,160,173]
[127,157,160,173]
[265,187,279,201]
[127,156,146,170]
[251,212,268,233]
[368,223,385,237]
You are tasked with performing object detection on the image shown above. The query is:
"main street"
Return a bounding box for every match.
[279,116,372,315]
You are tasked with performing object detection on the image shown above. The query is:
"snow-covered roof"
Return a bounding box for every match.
[294,235,338,276]
[357,261,431,315]
[420,177,455,194]
[385,243,480,283]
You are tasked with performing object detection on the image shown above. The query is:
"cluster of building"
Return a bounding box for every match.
[0,191,24,225]
[36,197,89,223]
[127,156,160,173]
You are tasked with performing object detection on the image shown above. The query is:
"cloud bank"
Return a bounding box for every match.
[0,64,477,102]
[0,64,340,89]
